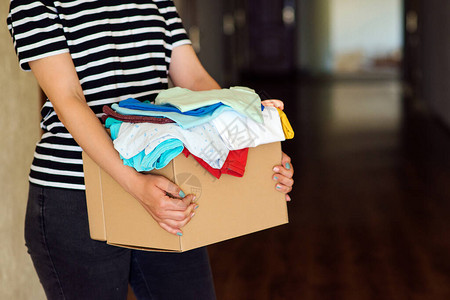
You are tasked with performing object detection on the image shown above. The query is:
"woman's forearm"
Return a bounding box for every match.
[169,44,221,90]
[55,95,140,193]
[29,53,140,194]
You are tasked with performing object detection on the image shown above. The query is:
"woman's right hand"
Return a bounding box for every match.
[130,173,197,236]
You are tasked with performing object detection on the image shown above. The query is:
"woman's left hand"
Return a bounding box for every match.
[261,99,284,110]
[273,151,294,201]
[262,99,293,201]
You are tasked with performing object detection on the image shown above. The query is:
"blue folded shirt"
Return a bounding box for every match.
[111,102,232,129]
[118,98,224,116]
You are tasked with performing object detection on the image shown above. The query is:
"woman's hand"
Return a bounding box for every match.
[261,99,284,110]
[272,151,294,201]
[131,173,197,236]
[262,99,293,200]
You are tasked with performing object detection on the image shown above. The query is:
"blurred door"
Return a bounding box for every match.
[404,0,450,129]
[246,0,296,75]
[403,0,421,98]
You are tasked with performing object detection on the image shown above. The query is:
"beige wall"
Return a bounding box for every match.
[0,2,46,299]
[330,0,402,58]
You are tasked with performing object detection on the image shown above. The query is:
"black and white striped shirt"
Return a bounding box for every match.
[7,0,191,190]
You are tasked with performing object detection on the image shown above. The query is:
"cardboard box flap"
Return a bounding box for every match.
[107,242,182,253]
[82,152,107,241]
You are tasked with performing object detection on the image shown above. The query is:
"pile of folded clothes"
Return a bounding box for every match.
[102,86,294,179]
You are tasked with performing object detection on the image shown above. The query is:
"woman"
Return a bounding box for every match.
[7,0,294,299]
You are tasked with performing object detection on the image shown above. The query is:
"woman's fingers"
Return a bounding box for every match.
[159,201,197,220]
[272,163,293,181]
[164,212,195,230]
[157,203,198,235]
[154,198,198,235]
[154,175,185,199]
[163,193,196,211]
[281,151,293,170]
[272,151,294,198]
[261,99,285,110]
[274,152,293,177]
[273,173,294,190]
[137,174,199,235]
[158,222,182,236]
[274,181,293,194]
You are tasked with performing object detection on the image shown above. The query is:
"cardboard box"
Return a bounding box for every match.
[83,142,288,252]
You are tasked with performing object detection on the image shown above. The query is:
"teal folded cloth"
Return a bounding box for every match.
[105,117,183,172]
[122,138,183,172]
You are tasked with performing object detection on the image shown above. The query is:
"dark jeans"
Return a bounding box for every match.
[25,183,216,300]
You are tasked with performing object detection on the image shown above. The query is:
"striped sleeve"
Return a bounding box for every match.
[156,0,191,49]
[7,0,69,71]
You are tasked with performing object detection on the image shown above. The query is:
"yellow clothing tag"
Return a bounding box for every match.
[277,108,294,139]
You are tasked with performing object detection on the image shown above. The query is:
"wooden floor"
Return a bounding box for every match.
[207,77,450,300]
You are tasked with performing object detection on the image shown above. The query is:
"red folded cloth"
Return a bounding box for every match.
[101,105,175,124]
[182,148,249,179]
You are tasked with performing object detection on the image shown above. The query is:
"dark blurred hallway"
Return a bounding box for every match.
[207,77,450,300]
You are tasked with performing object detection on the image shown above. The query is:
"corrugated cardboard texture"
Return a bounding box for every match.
[83,142,288,252]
